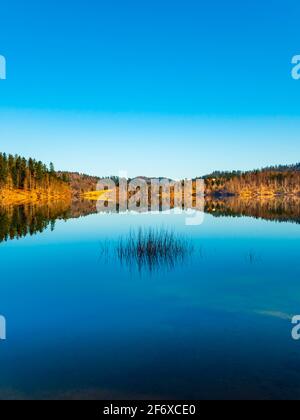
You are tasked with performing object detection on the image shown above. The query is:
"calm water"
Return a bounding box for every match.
[0,200,300,400]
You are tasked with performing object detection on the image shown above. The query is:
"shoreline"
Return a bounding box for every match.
[0,188,71,206]
[1,187,300,207]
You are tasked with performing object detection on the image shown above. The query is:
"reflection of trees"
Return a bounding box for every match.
[205,196,300,224]
[70,199,98,218]
[1,195,300,244]
[0,202,71,242]
[0,199,100,243]
[94,194,300,224]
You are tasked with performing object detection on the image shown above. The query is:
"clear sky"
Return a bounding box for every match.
[0,0,299,178]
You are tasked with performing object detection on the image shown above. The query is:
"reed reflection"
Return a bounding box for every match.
[100,228,195,273]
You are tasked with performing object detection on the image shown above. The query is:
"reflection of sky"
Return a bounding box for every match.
[2,211,300,247]
[1,213,300,398]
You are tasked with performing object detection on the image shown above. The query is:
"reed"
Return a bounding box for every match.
[116,227,194,272]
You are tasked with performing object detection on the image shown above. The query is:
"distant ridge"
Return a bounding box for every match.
[57,172,101,198]
[262,163,300,172]
[203,163,300,197]
[203,163,300,179]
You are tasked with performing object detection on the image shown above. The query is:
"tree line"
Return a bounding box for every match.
[0,153,69,192]
[204,166,300,196]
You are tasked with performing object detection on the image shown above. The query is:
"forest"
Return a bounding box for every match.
[57,171,101,198]
[1,152,300,202]
[0,153,70,200]
[204,165,300,197]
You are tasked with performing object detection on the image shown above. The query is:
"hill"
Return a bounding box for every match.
[57,172,101,198]
[203,163,300,197]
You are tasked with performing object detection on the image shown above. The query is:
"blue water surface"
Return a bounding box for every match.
[0,210,300,400]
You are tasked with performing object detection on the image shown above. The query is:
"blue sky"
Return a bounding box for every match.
[0,0,299,178]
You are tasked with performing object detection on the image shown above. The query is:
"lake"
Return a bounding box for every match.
[0,198,300,400]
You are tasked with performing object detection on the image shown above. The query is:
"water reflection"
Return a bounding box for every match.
[1,195,300,400]
[0,201,70,242]
[205,196,300,224]
[0,196,300,244]
[0,199,97,243]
